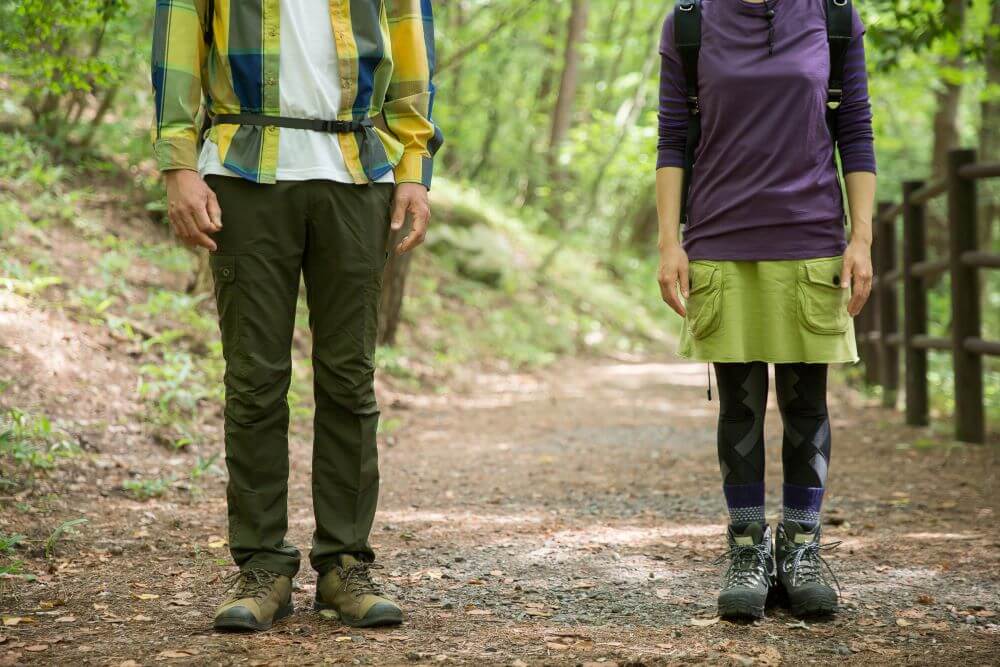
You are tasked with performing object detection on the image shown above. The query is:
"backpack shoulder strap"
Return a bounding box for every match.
[674,0,702,117]
[825,0,852,111]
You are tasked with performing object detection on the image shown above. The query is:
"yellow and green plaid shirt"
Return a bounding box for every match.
[152,0,443,187]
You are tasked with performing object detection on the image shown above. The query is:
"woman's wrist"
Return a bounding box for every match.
[848,231,872,248]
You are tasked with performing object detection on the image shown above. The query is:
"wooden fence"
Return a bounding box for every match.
[855,148,1000,444]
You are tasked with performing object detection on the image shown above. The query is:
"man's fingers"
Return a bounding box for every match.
[189,228,218,252]
[192,203,217,236]
[395,225,427,255]
[390,195,409,231]
[395,202,430,255]
[174,209,216,251]
[207,192,223,230]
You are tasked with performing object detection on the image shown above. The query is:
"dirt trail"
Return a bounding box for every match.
[1,297,998,665]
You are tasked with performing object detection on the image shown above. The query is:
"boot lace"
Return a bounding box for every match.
[223,568,280,601]
[337,562,384,597]
[714,542,771,589]
[781,539,842,595]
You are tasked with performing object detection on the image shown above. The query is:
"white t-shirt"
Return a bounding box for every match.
[198,0,393,184]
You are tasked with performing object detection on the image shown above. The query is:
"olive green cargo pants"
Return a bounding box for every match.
[206,176,393,578]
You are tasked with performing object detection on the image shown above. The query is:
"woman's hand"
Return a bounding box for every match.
[658,243,690,317]
[841,238,873,316]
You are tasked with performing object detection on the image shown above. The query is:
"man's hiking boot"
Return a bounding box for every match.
[716,522,775,620]
[775,521,840,617]
[213,568,293,632]
[315,555,404,628]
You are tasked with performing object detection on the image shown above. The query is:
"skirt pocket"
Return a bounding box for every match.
[797,257,850,335]
[685,261,723,340]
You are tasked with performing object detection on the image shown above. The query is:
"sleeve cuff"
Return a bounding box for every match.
[154,137,199,174]
[393,151,433,189]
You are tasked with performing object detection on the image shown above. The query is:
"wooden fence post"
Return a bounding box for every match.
[946,148,985,443]
[901,180,929,426]
[876,204,898,408]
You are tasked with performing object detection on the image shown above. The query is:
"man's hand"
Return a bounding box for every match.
[165,169,222,252]
[391,182,430,256]
[658,243,690,317]
[841,237,873,317]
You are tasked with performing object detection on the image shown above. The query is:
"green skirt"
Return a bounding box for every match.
[677,256,859,364]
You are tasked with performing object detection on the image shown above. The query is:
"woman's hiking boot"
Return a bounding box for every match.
[775,521,840,617]
[716,522,775,620]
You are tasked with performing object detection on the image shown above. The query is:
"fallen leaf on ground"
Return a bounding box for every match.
[690,617,719,627]
[1,617,31,627]
[466,609,492,616]
[335,636,352,643]
[134,593,160,601]
[916,594,935,605]
[55,616,76,623]
[131,615,154,622]
[895,618,913,627]
[157,649,196,659]
[318,610,339,621]
[24,645,49,652]
[546,642,570,651]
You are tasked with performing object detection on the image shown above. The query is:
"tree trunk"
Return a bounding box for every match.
[187,249,213,294]
[927,0,966,247]
[978,0,1000,250]
[545,0,589,226]
[377,227,414,346]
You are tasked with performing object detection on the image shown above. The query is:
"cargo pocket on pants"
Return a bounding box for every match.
[685,261,723,340]
[797,257,850,335]
[210,255,245,368]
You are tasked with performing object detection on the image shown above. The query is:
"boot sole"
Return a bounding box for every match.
[718,589,768,620]
[214,602,294,633]
[314,601,404,628]
[774,582,838,618]
[718,599,765,620]
[789,594,838,618]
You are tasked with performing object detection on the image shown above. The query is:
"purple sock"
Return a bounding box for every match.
[783,483,824,527]
[723,482,765,526]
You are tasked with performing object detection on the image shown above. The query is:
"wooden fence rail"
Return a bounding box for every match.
[855,147,1000,444]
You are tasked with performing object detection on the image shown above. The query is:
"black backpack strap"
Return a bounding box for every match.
[674,0,701,226]
[825,0,852,139]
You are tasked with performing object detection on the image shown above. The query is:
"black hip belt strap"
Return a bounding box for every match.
[212,113,373,134]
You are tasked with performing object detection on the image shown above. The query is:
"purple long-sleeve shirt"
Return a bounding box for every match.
[658,0,876,261]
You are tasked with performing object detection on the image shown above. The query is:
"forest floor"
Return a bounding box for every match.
[1,280,998,665]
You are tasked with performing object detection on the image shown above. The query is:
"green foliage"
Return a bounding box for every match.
[0,406,80,473]
[0,0,141,142]
[44,518,88,558]
[0,531,25,576]
[123,477,173,500]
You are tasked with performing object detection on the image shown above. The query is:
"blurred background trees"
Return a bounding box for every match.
[0,0,997,419]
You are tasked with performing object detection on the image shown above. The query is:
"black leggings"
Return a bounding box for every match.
[714,362,831,488]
